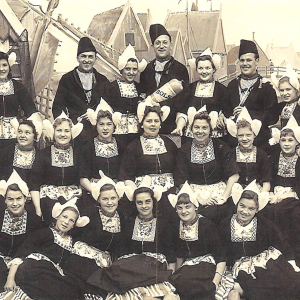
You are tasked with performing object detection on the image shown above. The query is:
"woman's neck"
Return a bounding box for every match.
[236,215,252,227]
[143,133,158,139]
[238,145,254,153]
[54,143,71,150]
[0,78,8,84]
[100,208,117,218]
[18,144,35,151]
[182,214,198,226]
[97,136,113,143]
[194,138,210,149]
[138,214,154,222]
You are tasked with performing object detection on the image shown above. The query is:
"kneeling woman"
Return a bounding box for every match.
[168,182,226,300]
[88,177,179,300]
[3,199,89,300]
[217,180,300,300]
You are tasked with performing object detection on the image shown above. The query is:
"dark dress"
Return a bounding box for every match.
[88,216,176,298]
[105,80,143,145]
[174,138,239,224]
[140,57,190,134]
[14,227,80,300]
[219,215,300,300]
[170,215,225,300]
[53,68,110,146]
[0,79,37,149]
[277,97,300,128]
[30,145,82,226]
[0,200,42,291]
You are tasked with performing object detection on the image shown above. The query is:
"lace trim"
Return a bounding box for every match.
[50,227,73,251]
[94,137,118,158]
[51,145,74,167]
[132,217,156,242]
[182,254,216,266]
[1,210,27,235]
[118,252,167,264]
[140,135,167,155]
[194,81,215,97]
[13,144,36,169]
[191,139,215,164]
[114,114,139,134]
[99,209,121,233]
[135,173,174,192]
[0,116,16,139]
[231,214,257,242]
[236,146,257,163]
[0,80,14,96]
[281,102,297,119]
[277,152,297,178]
[40,184,82,201]
[117,80,138,98]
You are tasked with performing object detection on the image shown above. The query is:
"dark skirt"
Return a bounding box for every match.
[237,256,300,300]
[0,258,8,292]
[169,261,216,300]
[88,254,172,294]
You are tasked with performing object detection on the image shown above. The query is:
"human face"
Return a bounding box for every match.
[98,189,119,215]
[135,192,154,219]
[153,35,171,60]
[97,117,114,142]
[54,121,72,147]
[197,60,214,82]
[236,198,258,225]
[239,53,258,77]
[121,61,138,83]
[279,134,298,155]
[142,112,161,137]
[237,126,255,150]
[279,81,298,103]
[5,190,26,216]
[55,209,78,233]
[77,51,96,73]
[192,119,211,144]
[17,124,35,149]
[0,59,9,82]
[176,201,197,223]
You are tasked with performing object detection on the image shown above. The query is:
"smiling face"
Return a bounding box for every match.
[55,209,78,233]
[236,198,258,225]
[17,124,35,149]
[279,132,298,155]
[192,119,211,144]
[98,189,119,215]
[0,58,10,81]
[153,35,171,60]
[279,80,299,103]
[197,60,214,82]
[237,126,255,150]
[239,53,258,77]
[5,190,26,216]
[142,112,161,137]
[135,192,154,219]
[96,117,114,142]
[77,51,96,73]
[176,201,198,223]
[121,60,138,83]
[54,121,72,147]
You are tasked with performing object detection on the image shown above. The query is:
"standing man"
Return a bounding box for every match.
[140,24,189,143]
[53,37,110,145]
[220,39,279,146]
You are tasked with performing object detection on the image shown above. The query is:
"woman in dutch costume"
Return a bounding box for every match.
[87,176,179,300]
[174,110,239,224]
[216,180,300,300]
[168,181,226,300]
[0,170,42,293]
[30,111,83,224]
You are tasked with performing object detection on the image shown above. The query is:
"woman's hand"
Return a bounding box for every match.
[171,127,183,136]
[233,106,243,117]
[216,113,227,129]
[269,192,278,204]
[4,278,16,292]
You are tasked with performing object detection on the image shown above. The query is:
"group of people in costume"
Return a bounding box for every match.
[0,21,300,300]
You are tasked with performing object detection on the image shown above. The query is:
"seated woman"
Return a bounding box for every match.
[30,111,83,224]
[174,111,239,224]
[226,107,271,190]
[168,181,226,300]
[87,176,179,300]
[2,198,89,300]
[105,44,147,146]
[0,117,42,182]
[217,181,300,300]
[119,104,178,222]
[0,170,42,292]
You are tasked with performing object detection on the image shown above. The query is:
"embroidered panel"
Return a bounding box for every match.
[94,137,118,158]
[13,144,36,169]
[1,210,27,235]
[99,210,121,233]
[0,117,16,139]
[132,217,156,242]
[51,145,74,167]
[0,80,14,96]
[114,114,138,134]
[191,182,226,204]
[140,136,167,155]
[230,214,257,242]
[236,146,257,163]
[182,254,216,266]
[117,80,138,98]
[191,139,215,164]
[194,81,215,97]
[50,227,73,251]
[135,173,174,192]
[179,218,199,241]
[277,152,297,178]
[40,184,82,201]
[281,102,297,119]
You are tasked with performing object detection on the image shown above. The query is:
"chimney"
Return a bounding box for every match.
[252,32,255,41]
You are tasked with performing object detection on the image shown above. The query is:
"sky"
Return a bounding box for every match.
[45,0,300,52]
